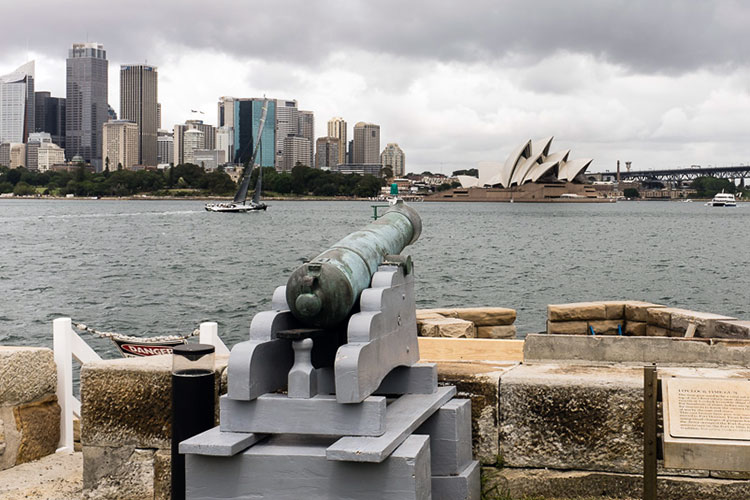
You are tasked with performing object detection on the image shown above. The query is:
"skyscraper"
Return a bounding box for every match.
[0,61,35,144]
[102,120,139,170]
[232,98,276,167]
[298,110,314,167]
[315,137,339,169]
[353,122,380,164]
[327,117,347,166]
[275,99,299,166]
[34,91,65,148]
[120,64,158,166]
[66,43,108,170]
[380,143,406,177]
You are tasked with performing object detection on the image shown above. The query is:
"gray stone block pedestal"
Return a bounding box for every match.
[183,265,479,499]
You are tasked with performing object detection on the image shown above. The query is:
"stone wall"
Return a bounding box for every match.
[417,307,517,339]
[0,346,60,472]
[80,354,228,500]
[547,300,746,338]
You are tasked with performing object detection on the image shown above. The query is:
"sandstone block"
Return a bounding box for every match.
[499,364,643,473]
[548,302,607,321]
[588,320,623,335]
[600,301,627,319]
[81,355,225,449]
[437,362,516,464]
[476,325,516,339]
[0,346,56,407]
[646,325,669,337]
[13,395,60,464]
[418,308,515,326]
[647,307,681,329]
[713,320,750,339]
[624,301,666,322]
[547,320,588,335]
[83,445,157,500]
[419,318,475,338]
[482,467,750,500]
[625,321,647,336]
[416,310,446,321]
[670,310,737,337]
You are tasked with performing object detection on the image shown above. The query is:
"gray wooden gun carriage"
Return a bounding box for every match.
[180,200,479,499]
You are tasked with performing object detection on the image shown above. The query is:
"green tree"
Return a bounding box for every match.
[380,166,394,179]
[452,168,478,177]
[691,176,735,198]
[353,175,382,197]
[623,187,640,198]
[13,181,36,196]
[0,181,13,193]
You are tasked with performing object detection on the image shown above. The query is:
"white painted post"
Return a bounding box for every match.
[199,322,230,356]
[53,317,74,453]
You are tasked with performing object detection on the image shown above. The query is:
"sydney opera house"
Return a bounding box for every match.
[433,137,603,202]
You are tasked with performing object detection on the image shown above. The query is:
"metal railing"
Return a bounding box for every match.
[52,317,229,453]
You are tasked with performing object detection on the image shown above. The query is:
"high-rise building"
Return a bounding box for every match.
[157,103,162,129]
[183,128,204,165]
[216,126,233,164]
[120,64,158,166]
[298,110,314,167]
[0,143,26,168]
[282,136,311,171]
[34,91,65,148]
[193,149,226,170]
[102,120,139,170]
[315,137,339,169]
[232,98,276,167]
[157,129,173,165]
[353,122,380,164]
[380,143,406,177]
[173,120,215,165]
[66,43,108,170]
[327,117,347,166]
[0,61,35,144]
[185,120,215,150]
[275,99,299,167]
[217,96,235,129]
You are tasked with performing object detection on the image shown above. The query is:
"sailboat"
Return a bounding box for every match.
[205,99,269,213]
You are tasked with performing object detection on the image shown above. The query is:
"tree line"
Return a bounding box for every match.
[0,163,385,198]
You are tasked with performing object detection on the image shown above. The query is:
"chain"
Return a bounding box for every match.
[72,322,200,344]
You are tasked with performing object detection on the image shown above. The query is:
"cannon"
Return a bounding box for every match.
[286,199,422,328]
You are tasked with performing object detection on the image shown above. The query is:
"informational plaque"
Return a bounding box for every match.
[664,377,750,441]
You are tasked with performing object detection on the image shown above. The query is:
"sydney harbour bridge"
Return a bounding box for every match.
[590,165,750,184]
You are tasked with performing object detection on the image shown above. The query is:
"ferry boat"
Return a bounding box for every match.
[705,191,737,207]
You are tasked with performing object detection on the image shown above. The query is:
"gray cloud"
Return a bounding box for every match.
[3,1,750,75]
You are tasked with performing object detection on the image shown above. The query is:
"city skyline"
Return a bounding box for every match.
[3,1,750,174]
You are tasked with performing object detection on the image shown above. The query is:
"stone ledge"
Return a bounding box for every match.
[498,363,643,474]
[0,346,56,407]
[436,362,516,465]
[481,467,750,500]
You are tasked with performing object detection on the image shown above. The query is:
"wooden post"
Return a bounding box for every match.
[643,364,658,500]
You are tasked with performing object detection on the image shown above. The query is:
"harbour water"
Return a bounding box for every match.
[0,199,748,357]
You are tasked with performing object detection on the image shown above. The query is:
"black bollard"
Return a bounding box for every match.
[171,344,215,500]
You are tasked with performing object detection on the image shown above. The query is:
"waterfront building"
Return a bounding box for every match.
[157,129,173,165]
[183,128,204,165]
[102,120,139,170]
[193,149,226,170]
[120,64,158,166]
[353,122,380,164]
[37,142,65,172]
[298,110,314,167]
[282,136,312,171]
[0,143,26,168]
[25,132,52,170]
[217,96,235,129]
[0,61,35,144]
[380,143,405,177]
[327,117,347,166]
[186,120,215,150]
[66,43,108,170]
[34,91,65,148]
[216,126,233,164]
[231,98,276,168]
[332,163,381,176]
[315,137,339,169]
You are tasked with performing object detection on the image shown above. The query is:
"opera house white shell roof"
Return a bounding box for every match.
[459,137,592,189]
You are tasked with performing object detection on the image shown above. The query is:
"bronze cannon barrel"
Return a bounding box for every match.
[286,200,422,328]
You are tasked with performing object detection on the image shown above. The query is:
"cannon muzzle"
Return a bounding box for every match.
[286,200,421,328]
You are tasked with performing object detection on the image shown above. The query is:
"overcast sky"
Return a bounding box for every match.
[3,0,750,174]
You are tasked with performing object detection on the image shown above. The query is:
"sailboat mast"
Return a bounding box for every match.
[233,99,269,205]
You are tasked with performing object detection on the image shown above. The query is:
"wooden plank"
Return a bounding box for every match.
[326,385,456,463]
[418,337,523,362]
